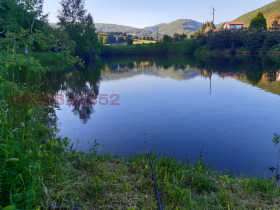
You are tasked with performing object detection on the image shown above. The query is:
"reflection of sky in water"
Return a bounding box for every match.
[55,57,280,177]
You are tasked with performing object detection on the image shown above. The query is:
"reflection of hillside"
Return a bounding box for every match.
[101,62,200,81]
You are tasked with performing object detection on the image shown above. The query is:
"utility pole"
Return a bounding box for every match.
[156,27,159,42]
[211,7,216,24]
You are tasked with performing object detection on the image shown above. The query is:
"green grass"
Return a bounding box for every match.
[233,0,280,26]
[39,151,280,209]
[0,50,80,209]
[29,51,78,71]
[100,40,197,56]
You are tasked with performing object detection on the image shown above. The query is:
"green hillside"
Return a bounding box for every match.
[95,23,152,36]
[233,0,280,25]
[144,19,202,36]
[95,19,202,37]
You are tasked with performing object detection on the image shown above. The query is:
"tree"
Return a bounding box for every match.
[162,35,172,42]
[0,0,48,55]
[127,38,133,45]
[0,0,47,33]
[271,20,280,31]
[173,33,180,41]
[267,14,280,30]
[103,36,109,44]
[180,33,188,40]
[58,0,100,56]
[249,12,267,31]
[21,0,48,34]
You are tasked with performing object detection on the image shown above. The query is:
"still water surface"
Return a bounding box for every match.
[48,55,280,177]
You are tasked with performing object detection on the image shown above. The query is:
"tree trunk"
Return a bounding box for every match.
[25,47,28,56]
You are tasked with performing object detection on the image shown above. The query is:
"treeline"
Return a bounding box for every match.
[101,40,197,56]
[98,32,131,44]
[198,30,280,52]
[98,32,154,44]
[197,12,280,52]
[0,0,100,60]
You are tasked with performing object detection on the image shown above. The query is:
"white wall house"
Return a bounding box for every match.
[223,22,245,30]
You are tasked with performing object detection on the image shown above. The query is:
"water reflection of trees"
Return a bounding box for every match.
[43,63,101,123]
[100,55,280,93]
[36,55,280,123]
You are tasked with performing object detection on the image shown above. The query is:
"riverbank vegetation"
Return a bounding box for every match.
[1,0,280,209]
[100,40,197,56]
[102,12,280,56]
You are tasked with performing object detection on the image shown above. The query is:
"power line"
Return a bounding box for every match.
[156,27,159,42]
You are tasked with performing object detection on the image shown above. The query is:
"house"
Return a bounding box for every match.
[223,22,245,30]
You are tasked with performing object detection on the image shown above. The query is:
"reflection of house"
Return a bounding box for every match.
[221,72,242,79]
[223,22,245,30]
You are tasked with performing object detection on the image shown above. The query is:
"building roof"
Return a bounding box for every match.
[225,22,245,25]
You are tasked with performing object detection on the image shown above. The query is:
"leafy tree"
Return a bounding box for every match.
[116,36,124,42]
[180,33,188,40]
[162,35,172,42]
[20,0,48,33]
[0,0,48,55]
[267,14,280,30]
[58,0,100,57]
[103,36,109,44]
[127,38,133,45]
[132,35,138,40]
[270,20,280,31]
[173,33,180,41]
[0,0,47,33]
[249,12,267,31]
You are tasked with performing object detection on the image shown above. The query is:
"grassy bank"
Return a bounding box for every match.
[40,148,280,209]
[100,40,197,56]
[0,50,79,209]
[100,38,280,56]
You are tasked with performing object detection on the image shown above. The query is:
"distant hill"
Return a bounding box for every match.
[95,19,202,37]
[143,19,202,36]
[95,23,152,36]
[233,0,280,25]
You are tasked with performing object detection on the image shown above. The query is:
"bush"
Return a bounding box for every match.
[127,38,133,45]
[163,35,173,43]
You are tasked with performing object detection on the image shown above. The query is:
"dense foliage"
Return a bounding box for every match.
[249,12,267,31]
[57,0,100,58]
[197,30,280,52]
[0,0,47,34]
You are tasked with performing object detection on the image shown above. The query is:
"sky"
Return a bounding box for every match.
[44,0,276,28]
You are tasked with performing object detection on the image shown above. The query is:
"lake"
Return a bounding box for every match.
[45,55,280,177]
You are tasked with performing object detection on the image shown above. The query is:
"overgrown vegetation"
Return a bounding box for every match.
[1,0,280,209]
[196,30,280,53]
[100,40,197,56]
[36,149,280,209]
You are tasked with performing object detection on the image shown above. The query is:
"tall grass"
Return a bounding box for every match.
[100,40,197,56]
[0,52,78,209]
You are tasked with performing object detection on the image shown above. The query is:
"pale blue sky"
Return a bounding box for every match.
[44,0,275,28]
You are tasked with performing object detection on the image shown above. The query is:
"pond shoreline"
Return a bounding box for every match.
[42,150,280,209]
[2,51,280,209]
[195,50,280,55]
